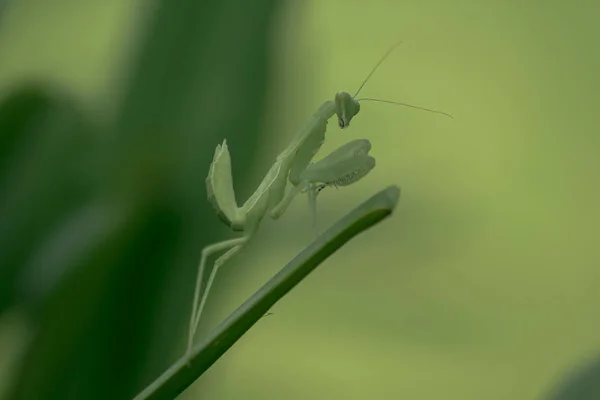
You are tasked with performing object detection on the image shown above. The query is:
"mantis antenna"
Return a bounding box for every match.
[356,98,453,118]
[352,40,453,119]
[352,40,404,99]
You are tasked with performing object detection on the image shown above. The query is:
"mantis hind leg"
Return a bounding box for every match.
[187,237,247,356]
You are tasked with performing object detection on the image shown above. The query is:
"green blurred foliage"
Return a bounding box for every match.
[1,1,600,400]
[0,0,280,399]
[544,352,600,400]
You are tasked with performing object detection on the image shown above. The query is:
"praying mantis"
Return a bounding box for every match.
[186,41,451,356]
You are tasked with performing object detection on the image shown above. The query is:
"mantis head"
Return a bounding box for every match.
[334,91,360,128]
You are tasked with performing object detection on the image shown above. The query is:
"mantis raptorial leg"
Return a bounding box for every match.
[186,41,452,358]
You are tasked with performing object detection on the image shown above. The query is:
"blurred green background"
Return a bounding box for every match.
[1,1,600,399]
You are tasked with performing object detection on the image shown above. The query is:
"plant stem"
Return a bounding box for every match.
[132,185,401,400]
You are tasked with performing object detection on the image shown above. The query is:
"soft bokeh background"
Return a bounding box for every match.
[1,1,599,399]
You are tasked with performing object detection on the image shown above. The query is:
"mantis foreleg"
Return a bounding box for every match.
[271,139,376,223]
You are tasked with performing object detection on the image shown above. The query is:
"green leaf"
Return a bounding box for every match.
[543,353,600,400]
[0,85,93,315]
[133,186,401,400]
[5,1,281,399]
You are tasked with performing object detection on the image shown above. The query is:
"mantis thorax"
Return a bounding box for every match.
[334,91,360,129]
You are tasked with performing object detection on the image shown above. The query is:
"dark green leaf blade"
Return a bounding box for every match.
[133,185,401,400]
[543,353,600,400]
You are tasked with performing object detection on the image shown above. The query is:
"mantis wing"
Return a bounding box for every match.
[206,140,240,229]
[207,139,282,232]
